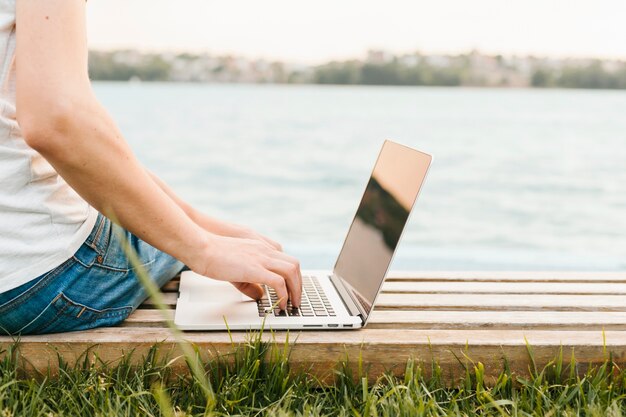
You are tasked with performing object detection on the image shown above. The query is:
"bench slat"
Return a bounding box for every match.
[376,293,626,311]
[2,327,620,382]
[383,281,626,295]
[144,292,626,312]
[386,271,626,282]
[123,309,626,331]
[4,327,622,346]
[161,279,626,295]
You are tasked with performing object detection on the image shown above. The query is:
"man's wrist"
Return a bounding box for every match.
[179,224,215,268]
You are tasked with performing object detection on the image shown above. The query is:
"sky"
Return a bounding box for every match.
[86,0,626,64]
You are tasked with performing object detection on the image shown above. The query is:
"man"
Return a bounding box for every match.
[0,0,301,335]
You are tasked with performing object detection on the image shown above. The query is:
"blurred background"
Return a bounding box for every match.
[86,0,626,271]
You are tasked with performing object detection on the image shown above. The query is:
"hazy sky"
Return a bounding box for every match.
[86,0,626,64]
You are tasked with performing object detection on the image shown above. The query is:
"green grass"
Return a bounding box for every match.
[1,337,626,416]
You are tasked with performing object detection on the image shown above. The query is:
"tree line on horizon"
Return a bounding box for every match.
[314,59,626,89]
[88,50,626,90]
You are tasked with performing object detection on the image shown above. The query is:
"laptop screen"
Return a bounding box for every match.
[333,140,432,319]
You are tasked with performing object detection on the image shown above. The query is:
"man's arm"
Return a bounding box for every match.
[15,0,301,308]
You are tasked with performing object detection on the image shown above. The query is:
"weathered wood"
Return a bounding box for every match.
[160,275,626,294]
[144,292,626,312]
[367,310,626,330]
[375,293,626,311]
[165,271,626,282]
[4,271,626,384]
[123,309,626,331]
[161,280,179,293]
[386,271,626,282]
[383,281,626,295]
[1,327,622,383]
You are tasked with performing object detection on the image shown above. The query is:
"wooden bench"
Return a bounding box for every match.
[3,271,626,383]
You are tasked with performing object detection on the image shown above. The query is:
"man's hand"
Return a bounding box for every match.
[190,235,302,309]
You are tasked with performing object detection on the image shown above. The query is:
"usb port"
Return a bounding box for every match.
[343,324,353,328]
[328,324,339,328]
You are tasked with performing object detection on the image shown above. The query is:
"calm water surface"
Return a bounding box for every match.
[93,82,626,271]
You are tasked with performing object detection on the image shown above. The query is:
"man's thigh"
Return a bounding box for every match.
[0,215,185,335]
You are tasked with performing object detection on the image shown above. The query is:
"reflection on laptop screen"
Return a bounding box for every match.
[334,141,432,317]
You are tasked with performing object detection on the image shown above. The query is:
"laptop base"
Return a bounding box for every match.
[174,271,362,331]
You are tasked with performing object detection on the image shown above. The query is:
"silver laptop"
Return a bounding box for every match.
[175,140,432,330]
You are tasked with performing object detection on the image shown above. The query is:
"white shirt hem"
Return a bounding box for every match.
[0,208,99,294]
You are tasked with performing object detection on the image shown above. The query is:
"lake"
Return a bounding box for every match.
[93,82,626,271]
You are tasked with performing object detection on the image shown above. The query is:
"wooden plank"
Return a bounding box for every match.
[141,293,177,308]
[160,279,626,295]
[375,293,626,311]
[124,309,173,326]
[383,281,626,295]
[161,280,179,292]
[164,271,626,282]
[144,292,626,312]
[386,271,626,283]
[1,328,623,383]
[123,309,626,331]
[368,310,626,330]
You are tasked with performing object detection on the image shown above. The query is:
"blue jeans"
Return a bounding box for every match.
[0,214,185,335]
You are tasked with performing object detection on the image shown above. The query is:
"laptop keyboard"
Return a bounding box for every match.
[257,275,336,317]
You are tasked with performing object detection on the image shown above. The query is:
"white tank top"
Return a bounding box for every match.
[0,0,98,293]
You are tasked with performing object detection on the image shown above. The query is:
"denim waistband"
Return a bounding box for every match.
[83,213,110,256]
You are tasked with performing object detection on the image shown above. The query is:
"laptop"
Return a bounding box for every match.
[174,140,432,330]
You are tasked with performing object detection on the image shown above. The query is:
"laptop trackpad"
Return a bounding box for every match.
[184,276,252,303]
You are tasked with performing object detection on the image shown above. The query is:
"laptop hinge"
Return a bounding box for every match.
[329,273,363,319]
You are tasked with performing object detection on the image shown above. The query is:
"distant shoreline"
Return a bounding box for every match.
[89,49,626,91]
[90,80,626,92]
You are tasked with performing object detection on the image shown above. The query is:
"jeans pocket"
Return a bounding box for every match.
[76,219,158,273]
[0,258,77,335]
[21,293,133,335]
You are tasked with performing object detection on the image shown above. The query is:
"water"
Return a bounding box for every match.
[93,82,626,271]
